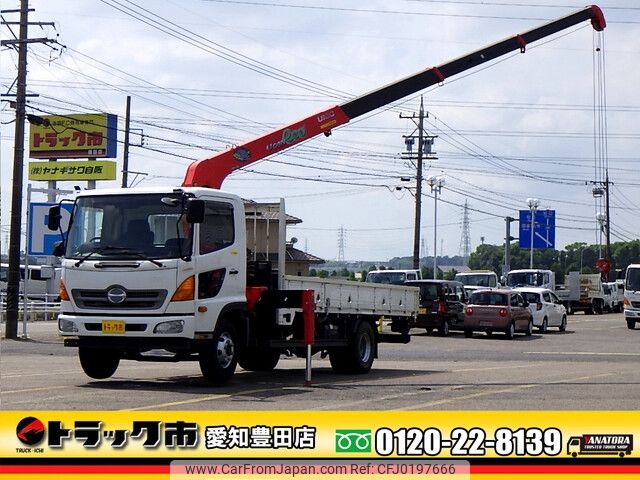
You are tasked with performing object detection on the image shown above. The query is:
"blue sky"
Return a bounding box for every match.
[1,0,639,262]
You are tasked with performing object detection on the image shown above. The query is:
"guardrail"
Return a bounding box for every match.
[0,293,61,324]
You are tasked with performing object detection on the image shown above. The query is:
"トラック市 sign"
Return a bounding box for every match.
[29,113,118,159]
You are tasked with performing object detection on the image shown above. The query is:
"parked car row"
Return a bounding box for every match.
[405,279,568,339]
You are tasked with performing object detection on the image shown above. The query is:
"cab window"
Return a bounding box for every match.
[542,292,552,303]
[199,201,235,254]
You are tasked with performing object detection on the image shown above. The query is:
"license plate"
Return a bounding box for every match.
[479,321,493,327]
[418,307,427,315]
[102,320,125,334]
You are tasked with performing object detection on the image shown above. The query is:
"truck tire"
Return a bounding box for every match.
[565,303,573,315]
[464,329,473,338]
[627,319,636,330]
[199,319,238,384]
[78,347,120,379]
[329,321,375,374]
[594,300,603,315]
[238,348,280,372]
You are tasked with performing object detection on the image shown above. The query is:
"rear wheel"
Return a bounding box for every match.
[438,320,450,336]
[330,321,375,374]
[79,347,120,379]
[627,319,636,330]
[565,303,574,315]
[594,300,603,315]
[464,329,473,338]
[559,315,567,332]
[539,317,548,333]
[525,319,533,336]
[199,319,239,385]
[504,322,515,340]
[238,347,280,372]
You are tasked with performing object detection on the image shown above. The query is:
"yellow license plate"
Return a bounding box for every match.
[418,307,427,315]
[102,320,125,334]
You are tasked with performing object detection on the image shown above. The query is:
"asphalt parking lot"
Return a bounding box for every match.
[1,312,638,411]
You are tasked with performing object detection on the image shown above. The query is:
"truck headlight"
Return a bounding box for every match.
[154,320,184,334]
[58,318,78,333]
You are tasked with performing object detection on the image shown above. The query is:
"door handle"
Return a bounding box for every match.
[229,269,239,275]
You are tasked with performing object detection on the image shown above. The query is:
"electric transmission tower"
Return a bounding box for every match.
[337,225,346,262]
[459,200,471,268]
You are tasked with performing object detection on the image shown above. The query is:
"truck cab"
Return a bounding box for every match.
[453,270,500,292]
[365,269,421,285]
[506,269,555,290]
[624,264,640,329]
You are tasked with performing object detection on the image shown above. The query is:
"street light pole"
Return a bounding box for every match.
[526,198,540,269]
[428,176,445,279]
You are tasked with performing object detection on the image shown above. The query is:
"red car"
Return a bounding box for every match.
[464,289,533,339]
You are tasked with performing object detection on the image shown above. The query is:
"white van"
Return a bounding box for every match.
[365,269,421,285]
[624,264,640,329]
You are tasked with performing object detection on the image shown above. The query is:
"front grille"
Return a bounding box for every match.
[72,288,167,310]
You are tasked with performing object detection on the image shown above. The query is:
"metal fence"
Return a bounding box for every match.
[0,293,61,324]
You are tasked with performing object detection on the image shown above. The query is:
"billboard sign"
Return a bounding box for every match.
[519,209,555,249]
[28,202,73,256]
[28,160,117,181]
[29,113,118,159]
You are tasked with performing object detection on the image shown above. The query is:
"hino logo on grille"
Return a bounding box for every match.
[107,287,127,304]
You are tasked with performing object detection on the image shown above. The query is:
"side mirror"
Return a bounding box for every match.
[52,241,64,257]
[186,199,205,223]
[48,206,61,231]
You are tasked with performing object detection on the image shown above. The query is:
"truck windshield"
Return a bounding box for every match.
[454,274,495,287]
[507,272,540,288]
[65,193,192,260]
[626,268,640,292]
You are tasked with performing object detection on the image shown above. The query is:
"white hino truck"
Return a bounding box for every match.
[46,6,605,384]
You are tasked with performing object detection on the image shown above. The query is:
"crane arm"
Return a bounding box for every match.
[182,5,605,189]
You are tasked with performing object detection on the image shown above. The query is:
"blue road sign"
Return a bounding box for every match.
[519,209,555,249]
[28,202,73,256]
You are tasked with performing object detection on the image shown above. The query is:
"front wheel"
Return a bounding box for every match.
[627,319,636,330]
[565,303,574,315]
[199,319,239,385]
[559,315,567,332]
[78,347,120,379]
[464,329,473,338]
[329,321,375,374]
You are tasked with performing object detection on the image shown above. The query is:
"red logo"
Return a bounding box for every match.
[16,417,46,446]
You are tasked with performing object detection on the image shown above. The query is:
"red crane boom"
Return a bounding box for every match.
[182,5,605,189]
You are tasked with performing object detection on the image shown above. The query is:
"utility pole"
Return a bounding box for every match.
[121,95,131,188]
[589,174,613,279]
[503,216,516,276]
[1,3,54,339]
[400,97,437,270]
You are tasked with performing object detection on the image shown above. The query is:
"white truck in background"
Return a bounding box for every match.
[506,269,606,315]
[365,269,422,285]
[453,270,500,291]
[624,264,640,329]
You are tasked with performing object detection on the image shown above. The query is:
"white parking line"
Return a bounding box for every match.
[524,351,640,357]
